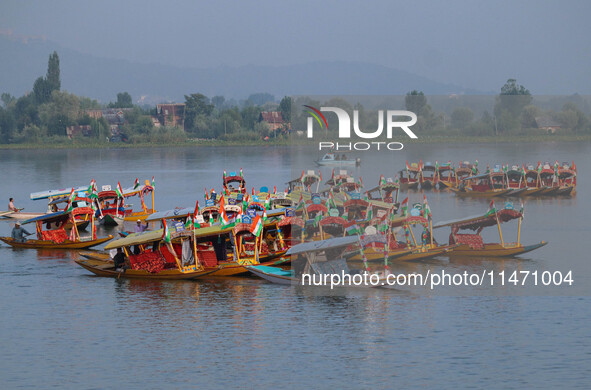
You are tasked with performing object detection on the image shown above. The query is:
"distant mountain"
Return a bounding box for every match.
[0,35,480,104]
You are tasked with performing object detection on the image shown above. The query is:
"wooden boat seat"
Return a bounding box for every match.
[41,229,69,243]
[452,234,484,249]
[129,251,166,273]
[197,244,218,267]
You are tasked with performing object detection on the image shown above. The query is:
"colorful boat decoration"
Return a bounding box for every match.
[77,228,219,279]
[433,201,547,257]
[399,161,421,190]
[1,209,112,249]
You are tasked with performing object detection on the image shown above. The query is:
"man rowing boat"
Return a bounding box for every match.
[11,223,32,243]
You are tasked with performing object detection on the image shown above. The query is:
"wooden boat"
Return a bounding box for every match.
[315,152,360,167]
[75,258,217,279]
[365,175,400,204]
[287,169,322,193]
[420,162,437,189]
[121,180,156,221]
[398,161,421,190]
[223,169,246,194]
[450,161,478,188]
[46,194,94,230]
[81,227,220,279]
[0,209,112,249]
[435,161,455,189]
[0,210,47,220]
[247,235,385,287]
[450,173,512,197]
[433,202,547,257]
[95,189,125,226]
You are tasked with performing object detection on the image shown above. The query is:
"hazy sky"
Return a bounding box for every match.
[1,0,590,93]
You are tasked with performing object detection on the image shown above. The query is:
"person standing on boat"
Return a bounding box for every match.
[8,198,19,212]
[135,220,148,233]
[11,223,32,243]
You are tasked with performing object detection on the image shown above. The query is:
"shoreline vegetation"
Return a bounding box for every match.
[2,133,590,150]
[3,52,591,149]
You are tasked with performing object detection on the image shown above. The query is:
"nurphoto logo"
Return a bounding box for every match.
[304,105,418,151]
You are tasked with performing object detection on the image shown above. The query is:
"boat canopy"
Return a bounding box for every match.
[286,235,359,256]
[433,208,522,230]
[30,186,88,201]
[146,207,193,222]
[461,173,493,181]
[23,211,68,225]
[104,225,234,249]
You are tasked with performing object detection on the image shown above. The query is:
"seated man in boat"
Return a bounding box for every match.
[113,248,127,270]
[11,223,32,243]
[8,198,19,212]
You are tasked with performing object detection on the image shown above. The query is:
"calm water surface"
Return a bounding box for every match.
[1,143,590,388]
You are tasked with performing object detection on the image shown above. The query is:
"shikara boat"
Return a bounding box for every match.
[223,169,246,194]
[451,161,478,188]
[435,161,455,189]
[0,210,46,220]
[433,202,547,257]
[287,169,322,193]
[398,161,421,190]
[247,235,385,287]
[121,181,156,221]
[420,162,437,189]
[1,209,112,249]
[365,175,400,204]
[95,189,125,226]
[450,173,512,197]
[78,226,223,279]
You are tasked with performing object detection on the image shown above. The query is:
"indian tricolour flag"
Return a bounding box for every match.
[250,214,263,237]
[345,221,360,236]
[485,200,496,217]
[162,218,171,243]
[116,181,124,198]
[219,196,232,227]
[133,178,140,189]
[64,188,75,212]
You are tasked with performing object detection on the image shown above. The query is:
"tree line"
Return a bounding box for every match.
[2,52,590,145]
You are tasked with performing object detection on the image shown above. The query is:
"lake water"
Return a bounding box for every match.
[1,143,590,388]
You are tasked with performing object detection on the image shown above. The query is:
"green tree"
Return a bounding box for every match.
[39,91,80,136]
[33,76,52,104]
[46,51,61,92]
[184,93,214,130]
[405,90,427,115]
[279,96,292,122]
[34,52,61,104]
[494,79,532,129]
[0,107,16,143]
[241,105,262,131]
[1,93,15,108]
[109,92,133,108]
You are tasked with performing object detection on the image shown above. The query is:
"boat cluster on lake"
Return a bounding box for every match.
[400,160,577,197]
[1,162,568,285]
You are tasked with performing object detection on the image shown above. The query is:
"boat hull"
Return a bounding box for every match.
[99,214,124,226]
[0,211,47,220]
[448,241,547,257]
[75,259,218,279]
[246,265,295,284]
[449,187,512,198]
[0,235,113,249]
